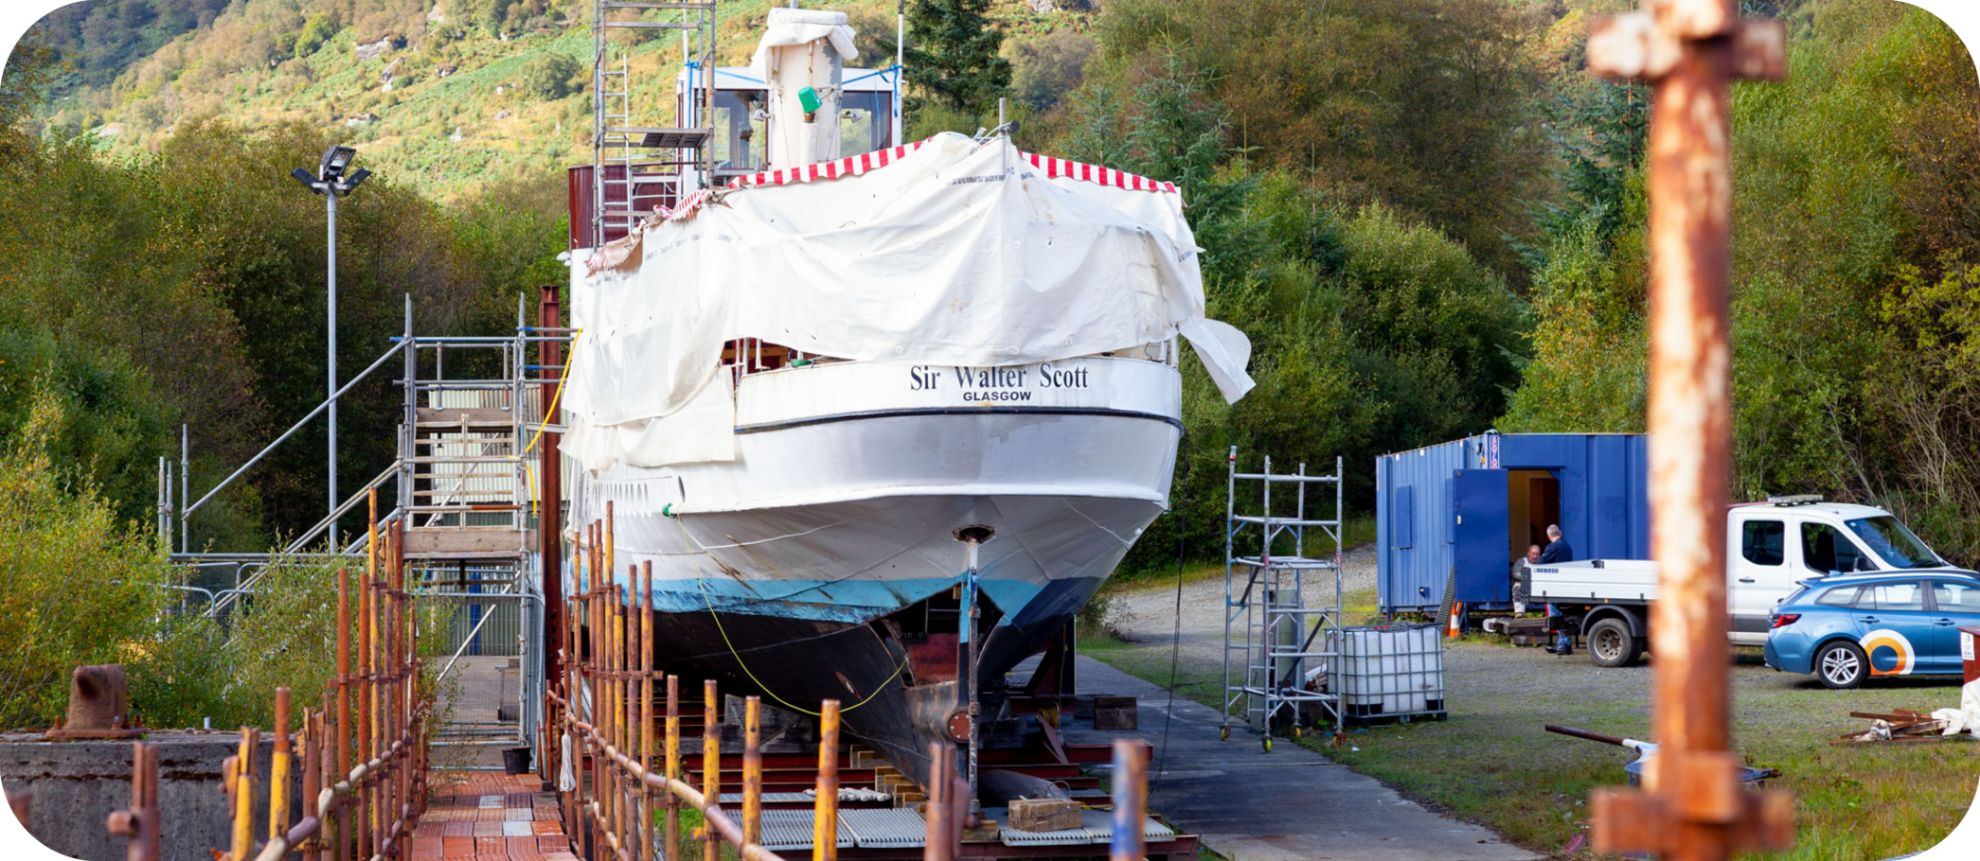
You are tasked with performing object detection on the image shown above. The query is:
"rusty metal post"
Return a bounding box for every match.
[358,550,375,861]
[335,567,351,861]
[589,526,605,860]
[270,689,293,844]
[301,709,322,861]
[664,674,682,861]
[104,742,159,861]
[639,564,654,861]
[921,742,953,861]
[299,710,319,861]
[742,696,762,848]
[701,679,719,861]
[539,286,565,688]
[1109,740,1148,861]
[573,532,591,858]
[1584,2,1793,859]
[812,700,840,861]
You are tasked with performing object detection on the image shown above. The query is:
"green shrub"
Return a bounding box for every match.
[0,382,170,729]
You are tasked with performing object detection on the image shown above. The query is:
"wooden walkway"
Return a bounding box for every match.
[410,772,578,861]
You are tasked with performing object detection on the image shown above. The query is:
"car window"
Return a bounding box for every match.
[1801,523,1868,574]
[1931,581,1980,613]
[1862,581,1924,611]
[1741,520,1784,566]
[1815,586,1861,608]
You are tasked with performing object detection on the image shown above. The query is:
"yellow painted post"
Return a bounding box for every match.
[269,688,292,843]
[664,674,681,861]
[639,564,654,861]
[813,700,840,861]
[743,697,762,849]
[702,679,719,861]
[231,728,257,861]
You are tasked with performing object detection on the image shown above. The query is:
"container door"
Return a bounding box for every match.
[1452,469,1511,604]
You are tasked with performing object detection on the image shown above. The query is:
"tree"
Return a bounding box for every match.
[521,53,581,100]
[905,0,1012,114]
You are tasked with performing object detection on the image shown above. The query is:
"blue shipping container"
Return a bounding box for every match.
[1376,432,1650,614]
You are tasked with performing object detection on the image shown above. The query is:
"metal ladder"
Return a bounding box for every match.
[1219,449,1345,750]
[591,0,717,246]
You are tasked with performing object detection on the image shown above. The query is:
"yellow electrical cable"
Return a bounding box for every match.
[693,577,911,717]
[669,517,909,716]
[522,328,582,516]
[524,329,583,457]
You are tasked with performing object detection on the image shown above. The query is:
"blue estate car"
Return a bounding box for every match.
[1763,570,1980,689]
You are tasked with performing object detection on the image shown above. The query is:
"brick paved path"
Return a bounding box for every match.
[410,772,577,861]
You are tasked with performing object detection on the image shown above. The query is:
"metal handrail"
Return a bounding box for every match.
[203,467,399,619]
[284,462,401,554]
[183,340,401,524]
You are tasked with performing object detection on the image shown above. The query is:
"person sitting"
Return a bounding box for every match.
[1511,544,1541,613]
[1540,526,1575,654]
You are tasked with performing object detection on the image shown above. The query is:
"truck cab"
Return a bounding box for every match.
[1531,496,1955,665]
[1724,497,1945,641]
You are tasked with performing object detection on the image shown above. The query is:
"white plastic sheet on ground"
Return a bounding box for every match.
[564,132,1254,472]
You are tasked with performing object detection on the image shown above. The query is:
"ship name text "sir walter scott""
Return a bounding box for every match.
[907,364,1091,402]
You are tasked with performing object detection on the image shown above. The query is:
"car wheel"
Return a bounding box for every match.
[1816,641,1867,689]
[1588,618,1641,668]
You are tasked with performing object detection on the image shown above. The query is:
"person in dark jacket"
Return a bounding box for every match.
[1541,525,1576,654]
[1539,525,1574,565]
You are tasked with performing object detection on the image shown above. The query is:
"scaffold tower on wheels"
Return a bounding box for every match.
[1220,448,1345,751]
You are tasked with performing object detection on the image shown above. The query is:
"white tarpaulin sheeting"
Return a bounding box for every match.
[564,132,1253,471]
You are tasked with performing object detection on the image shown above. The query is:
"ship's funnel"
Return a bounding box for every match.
[751,7,860,169]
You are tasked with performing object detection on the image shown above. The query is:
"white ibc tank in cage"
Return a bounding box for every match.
[1328,624,1447,721]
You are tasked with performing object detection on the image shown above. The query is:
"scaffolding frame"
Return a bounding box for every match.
[1219,448,1344,749]
[590,0,716,246]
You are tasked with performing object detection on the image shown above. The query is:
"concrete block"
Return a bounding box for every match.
[1,730,305,861]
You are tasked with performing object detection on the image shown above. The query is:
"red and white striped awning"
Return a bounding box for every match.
[725,138,1181,196]
[1022,152,1179,194]
[726,140,928,189]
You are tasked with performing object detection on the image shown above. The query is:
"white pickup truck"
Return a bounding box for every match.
[1529,497,1954,667]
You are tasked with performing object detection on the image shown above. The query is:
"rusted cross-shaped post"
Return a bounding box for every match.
[1584,1,1793,859]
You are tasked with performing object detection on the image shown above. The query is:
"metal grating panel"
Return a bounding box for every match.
[991,808,1177,847]
[719,808,854,852]
[840,808,931,848]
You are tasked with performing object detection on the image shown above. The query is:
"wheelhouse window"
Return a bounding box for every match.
[709,89,769,172]
[1846,515,1942,569]
[838,90,894,157]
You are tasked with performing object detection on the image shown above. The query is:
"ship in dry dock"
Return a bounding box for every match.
[559,5,1254,793]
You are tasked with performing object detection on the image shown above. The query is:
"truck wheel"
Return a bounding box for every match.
[1816,641,1867,689]
[1588,618,1641,668]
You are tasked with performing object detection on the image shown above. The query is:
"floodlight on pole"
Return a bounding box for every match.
[292,144,367,548]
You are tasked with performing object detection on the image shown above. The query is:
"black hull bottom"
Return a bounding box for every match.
[625,575,1104,789]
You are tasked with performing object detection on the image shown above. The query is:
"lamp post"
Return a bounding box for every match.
[291,145,370,548]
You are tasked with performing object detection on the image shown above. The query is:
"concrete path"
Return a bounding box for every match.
[410,772,577,861]
[1065,658,1538,861]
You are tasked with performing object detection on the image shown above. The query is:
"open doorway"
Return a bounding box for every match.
[1507,469,1560,563]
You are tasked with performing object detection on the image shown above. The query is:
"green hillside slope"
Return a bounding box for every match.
[27,0,1096,198]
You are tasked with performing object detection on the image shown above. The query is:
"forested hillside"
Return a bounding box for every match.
[3,0,1979,577]
[22,0,1098,198]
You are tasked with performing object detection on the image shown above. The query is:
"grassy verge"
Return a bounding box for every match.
[1081,618,1980,859]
